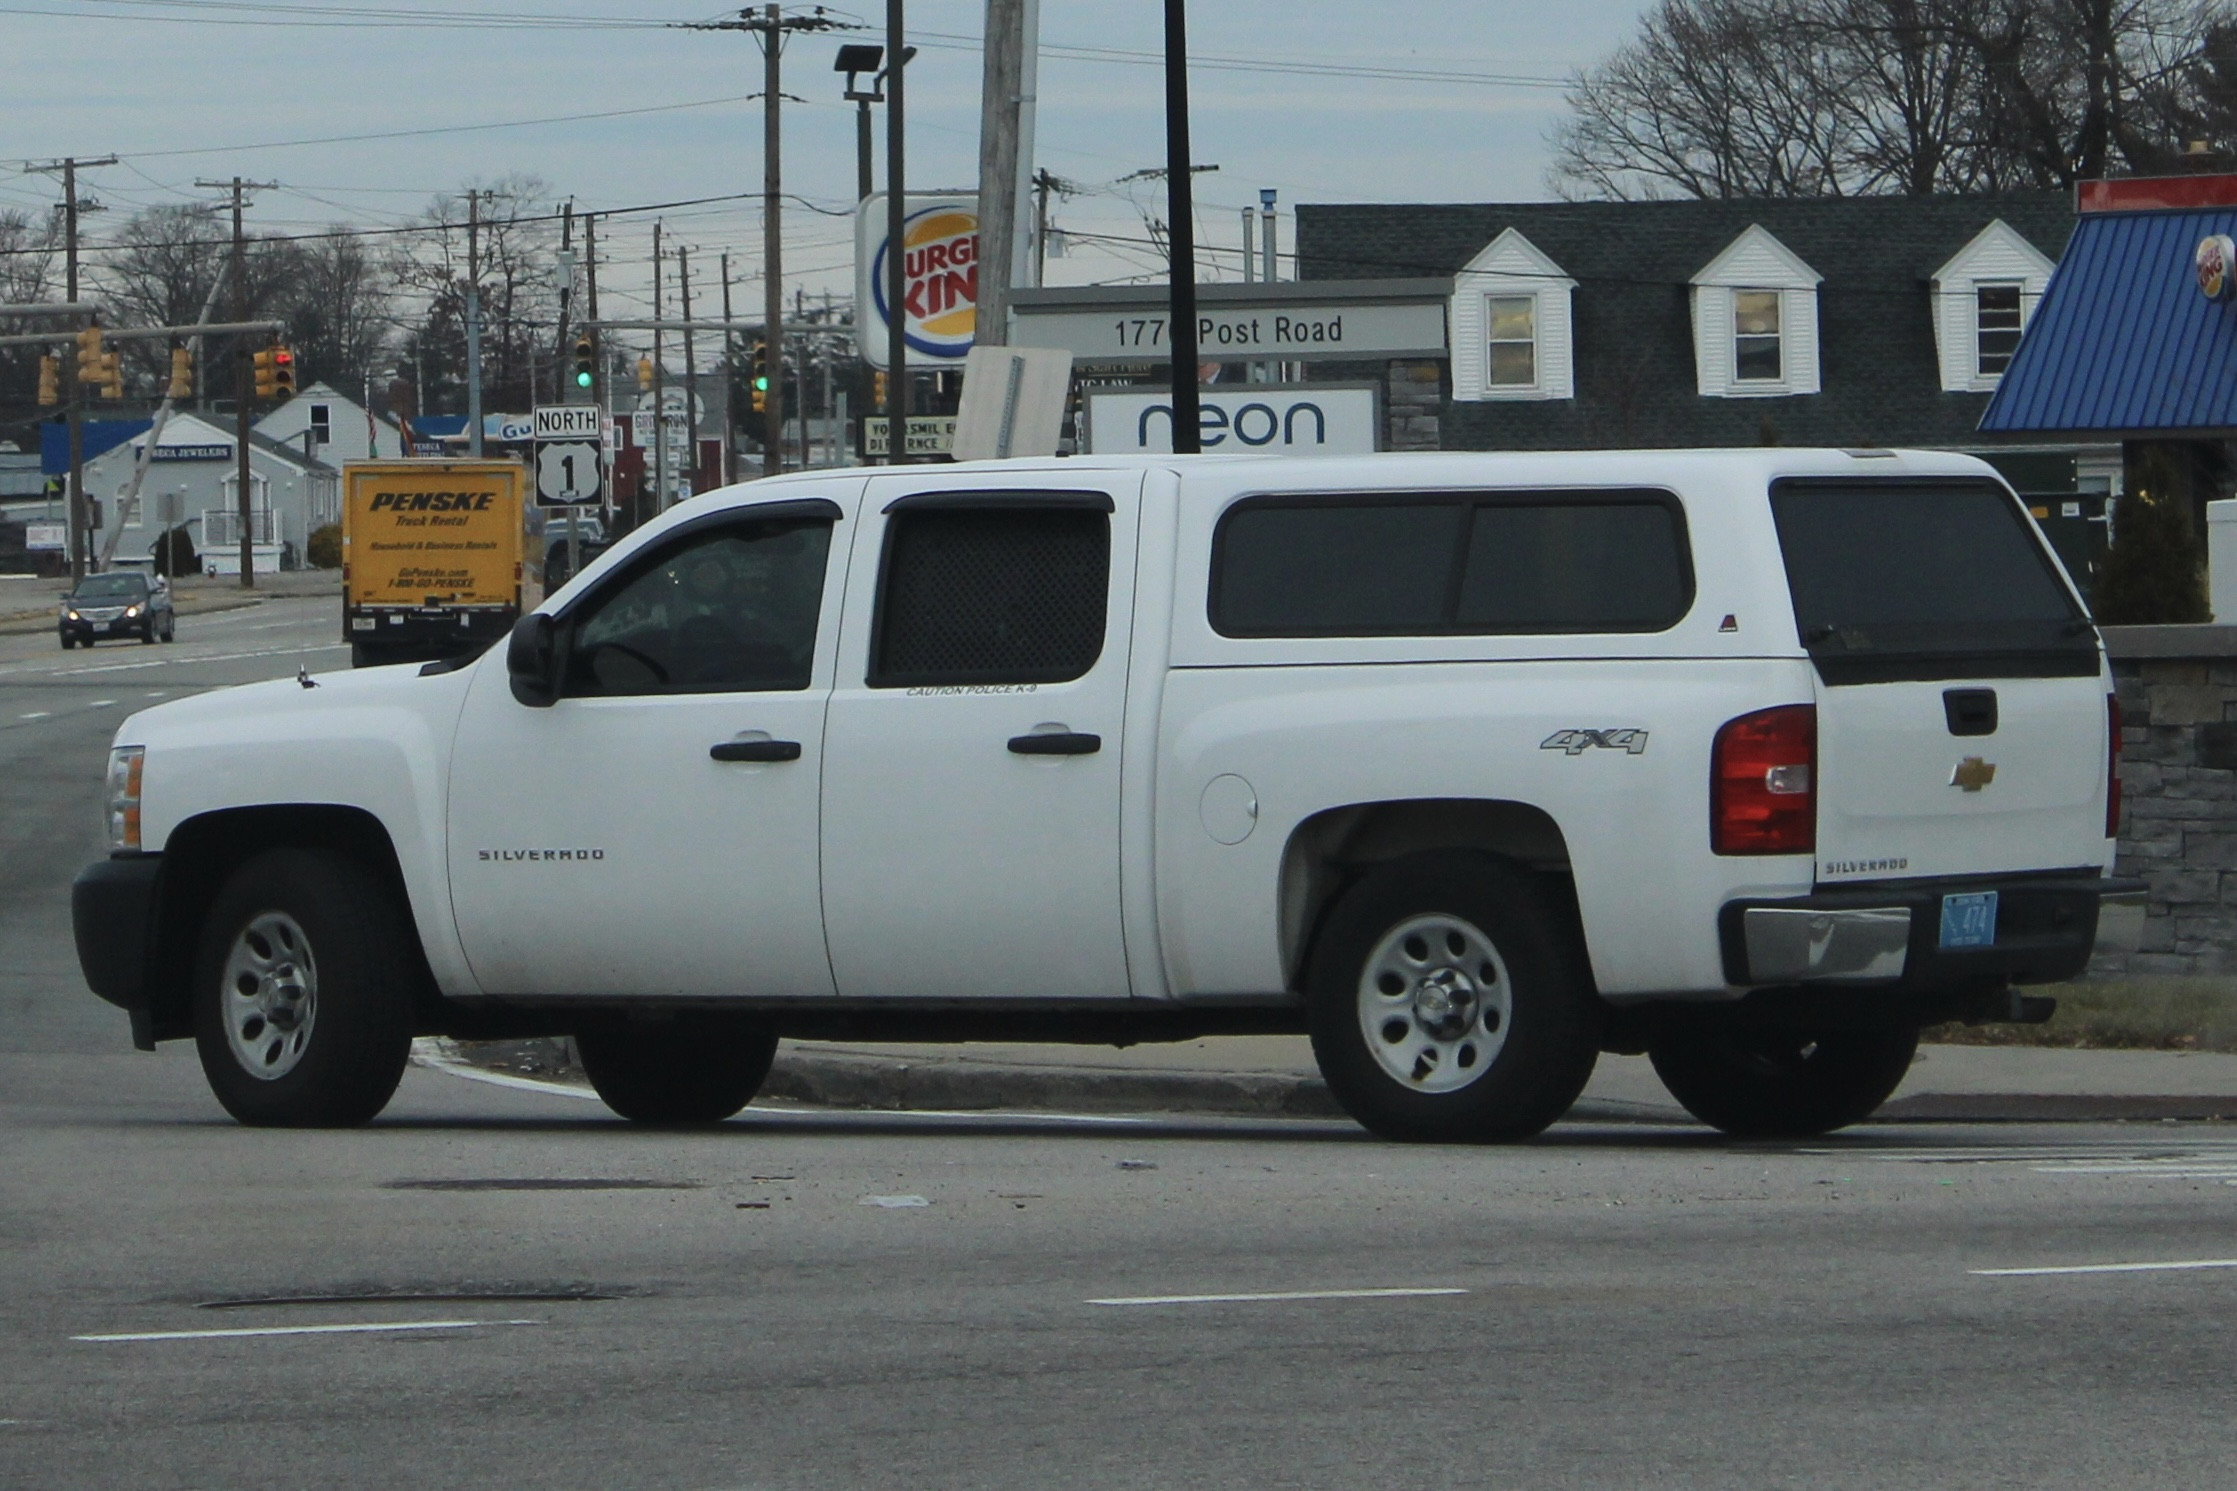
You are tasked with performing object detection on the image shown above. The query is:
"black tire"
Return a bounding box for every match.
[161,620,176,643]
[192,848,416,1127]
[1306,851,1601,1143]
[140,623,155,644]
[1648,1027,1919,1139]
[58,634,73,650]
[575,1015,778,1124]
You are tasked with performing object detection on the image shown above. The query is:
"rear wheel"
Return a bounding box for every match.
[575,1015,778,1124]
[192,849,415,1127]
[1648,1027,1919,1138]
[1307,852,1600,1143]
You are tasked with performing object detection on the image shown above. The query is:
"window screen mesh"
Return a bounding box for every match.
[872,507,1109,685]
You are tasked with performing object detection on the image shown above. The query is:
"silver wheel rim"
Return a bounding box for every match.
[1357,913,1513,1094]
[221,912,318,1081]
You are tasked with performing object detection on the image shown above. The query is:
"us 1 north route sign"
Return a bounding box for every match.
[533,405,605,507]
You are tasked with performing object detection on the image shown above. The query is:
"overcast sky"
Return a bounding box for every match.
[7,0,1653,335]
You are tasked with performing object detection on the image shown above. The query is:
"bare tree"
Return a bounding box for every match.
[1554,0,2235,197]
[281,228,392,398]
[390,175,561,415]
[0,208,62,425]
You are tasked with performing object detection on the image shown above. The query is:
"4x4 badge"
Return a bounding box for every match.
[1541,728,1649,756]
[1951,756,1997,791]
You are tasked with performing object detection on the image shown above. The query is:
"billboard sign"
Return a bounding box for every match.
[857,194,979,370]
[1084,384,1379,456]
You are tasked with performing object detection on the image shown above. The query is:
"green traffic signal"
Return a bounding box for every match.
[575,368,594,388]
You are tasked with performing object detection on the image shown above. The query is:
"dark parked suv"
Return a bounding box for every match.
[60,572,174,649]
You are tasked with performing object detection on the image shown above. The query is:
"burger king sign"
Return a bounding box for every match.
[857,194,980,369]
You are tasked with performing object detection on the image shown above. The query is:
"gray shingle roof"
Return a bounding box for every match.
[1296,193,2073,449]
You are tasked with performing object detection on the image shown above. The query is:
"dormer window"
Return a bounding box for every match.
[1487,296,1537,387]
[1975,284,2024,376]
[1733,291,1783,381]
[1450,229,1575,402]
[1931,221,2054,392]
[1690,227,1822,398]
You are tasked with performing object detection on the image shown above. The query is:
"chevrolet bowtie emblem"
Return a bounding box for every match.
[1951,756,1997,792]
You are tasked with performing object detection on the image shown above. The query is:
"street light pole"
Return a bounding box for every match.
[886,0,908,464]
[1163,0,1201,453]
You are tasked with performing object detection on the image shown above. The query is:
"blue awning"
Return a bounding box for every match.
[1982,207,2237,435]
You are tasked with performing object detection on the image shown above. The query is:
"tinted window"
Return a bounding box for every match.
[564,518,831,696]
[870,506,1109,687]
[1770,480,2092,683]
[72,574,148,601]
[1211,492,1691,637]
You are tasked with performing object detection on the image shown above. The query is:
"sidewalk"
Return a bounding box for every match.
[439,1033,2237,1125]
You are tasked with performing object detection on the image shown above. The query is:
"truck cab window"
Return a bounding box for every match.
[564,518,831,696]
[869,505,1109,687]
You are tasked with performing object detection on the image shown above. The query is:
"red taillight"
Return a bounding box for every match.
[2107,691,2122,837]
[1712,704,1817,856]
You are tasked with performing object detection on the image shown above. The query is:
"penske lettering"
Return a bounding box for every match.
[368,490,499,513]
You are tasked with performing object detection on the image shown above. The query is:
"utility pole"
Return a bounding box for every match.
[584,212,602,417]
[721,251,735,484]
[465,189,484,457]
[1162,0,1201,453]
[975,0,1024,349]
[652,224,667,514]
[760,3,785,476]
[679,245,698,497]
[690,8,846,477]
[886,0,908,463]
[195,175,278,588]
[30,155,116,582]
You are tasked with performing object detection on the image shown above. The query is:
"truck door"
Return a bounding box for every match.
[446,495,852,998]
[1770,477,2111,886]
[818,473,1143,1000]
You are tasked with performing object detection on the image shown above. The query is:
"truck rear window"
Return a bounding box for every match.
[1210,491,1691,638]
[1770,479,2095,684]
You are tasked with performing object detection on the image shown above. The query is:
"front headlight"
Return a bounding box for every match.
[65,609,80,621]
[105,746,144,853]
[123,603,142,618]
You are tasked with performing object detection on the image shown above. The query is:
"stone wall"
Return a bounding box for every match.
[2100,625,2237,975]
[1385,361,1442,451]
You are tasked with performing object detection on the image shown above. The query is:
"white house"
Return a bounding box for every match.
[81,412,338,573]
[254,382,402,467]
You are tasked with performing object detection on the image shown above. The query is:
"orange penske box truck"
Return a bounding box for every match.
[342,460,540,668]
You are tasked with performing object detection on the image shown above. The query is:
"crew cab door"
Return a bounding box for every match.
[445,495,854,998]
[1770,477,2111,885]
[819,472,1142,1000]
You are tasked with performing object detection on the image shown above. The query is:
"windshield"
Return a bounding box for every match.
[1770,478,2095,684]
[70,575,148,601]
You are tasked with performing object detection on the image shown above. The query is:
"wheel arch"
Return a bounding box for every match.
[144,804,432,1043]
[1277,798,1583,992]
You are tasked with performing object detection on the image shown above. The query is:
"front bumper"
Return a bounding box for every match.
[62,616,146,639]
[73,854,162,1047]
[1720,871,2144,991]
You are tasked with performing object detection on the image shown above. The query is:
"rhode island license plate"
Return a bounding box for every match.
[1939,891,1999,950]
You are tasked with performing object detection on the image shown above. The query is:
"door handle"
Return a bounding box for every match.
[710,739,802,763]
[1008,731,1101,756]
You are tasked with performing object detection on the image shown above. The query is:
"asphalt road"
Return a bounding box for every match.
[5,601,2237,1489]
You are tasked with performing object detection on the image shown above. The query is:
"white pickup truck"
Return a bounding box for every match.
[74,450,2140,1141]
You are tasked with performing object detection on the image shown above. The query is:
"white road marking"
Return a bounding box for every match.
[73,1318,540,1343]
[412,1055,600,1101]
[17,712,48,720]
[46,643,350,676]
[1972,1259,2237,1278]
[1087,1287,1469,1307]
[89,699,114,707]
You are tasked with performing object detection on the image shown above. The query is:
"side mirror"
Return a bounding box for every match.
[506,613,560,707]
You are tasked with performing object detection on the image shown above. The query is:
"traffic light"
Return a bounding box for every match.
[251,343,295,400]
[36,355,59,407]
[98,351,123,399]
[636,355,654,392]
[75,324,104,383]
[167,345,193,400]
[572,332,595,390]
[750,340,769,414]
[872,368,889,410]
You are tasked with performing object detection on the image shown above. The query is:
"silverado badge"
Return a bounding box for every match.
[1950,756,1997,792]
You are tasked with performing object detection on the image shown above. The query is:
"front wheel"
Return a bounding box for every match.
[575,1015,778,1124]
[1307,852,1600,1143]
[192,849,415,1127]
[1648,1027,1919,1138]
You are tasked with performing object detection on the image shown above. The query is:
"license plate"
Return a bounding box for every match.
[1939,891,1999,950]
